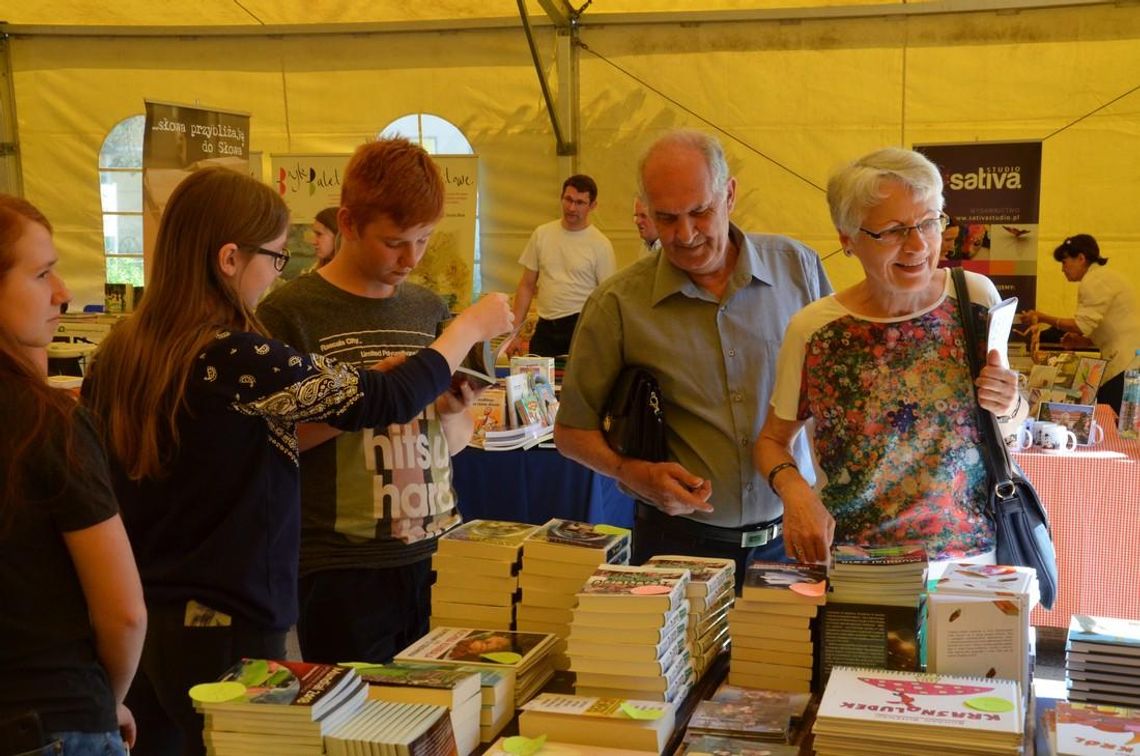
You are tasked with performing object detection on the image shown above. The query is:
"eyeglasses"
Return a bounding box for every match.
[859,213,949,246]
[246,246,291,272]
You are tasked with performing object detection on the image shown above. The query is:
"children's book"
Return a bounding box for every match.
[815,666,1023,745]
[686,698,790,741]
[1068,615,1140,653]
[1054,701,1140,756]
[681,734,800,755]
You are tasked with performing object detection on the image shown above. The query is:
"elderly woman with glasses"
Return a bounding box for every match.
[754,147,1021,567]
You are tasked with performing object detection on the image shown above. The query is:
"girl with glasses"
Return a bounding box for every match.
[82,167,512,755]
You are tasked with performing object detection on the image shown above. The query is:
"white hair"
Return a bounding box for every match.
[637,129,730,201]
[827,147,944,236]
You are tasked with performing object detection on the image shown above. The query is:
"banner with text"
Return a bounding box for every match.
[915,141,1042,309]
[143,100,250,281]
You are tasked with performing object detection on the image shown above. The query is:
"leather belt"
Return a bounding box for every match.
[635,502,783,549]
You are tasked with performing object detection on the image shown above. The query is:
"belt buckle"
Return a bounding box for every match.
[740,522,782,548]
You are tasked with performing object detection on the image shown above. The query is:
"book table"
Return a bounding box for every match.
[453,446,634,528]
[1013,405,1140,629]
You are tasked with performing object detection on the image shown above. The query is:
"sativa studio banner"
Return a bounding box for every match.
[142,100,250,281]
[915,141,1042,309]
[269,152,478,309]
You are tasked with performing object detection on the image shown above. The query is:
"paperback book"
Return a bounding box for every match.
[741,561,827,605]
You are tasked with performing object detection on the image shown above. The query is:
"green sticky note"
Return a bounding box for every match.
[350,665,399,677]
[595,524,630,537]
[481,651,523,664]
[964,696,1015,713]
[188,681,246,703]
[620,702,664,720]
[502,734,547,754]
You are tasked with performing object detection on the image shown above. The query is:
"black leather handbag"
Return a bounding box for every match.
[952,268,1059,610]
[602,366,668,462]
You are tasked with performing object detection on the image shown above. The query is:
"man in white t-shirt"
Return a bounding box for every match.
[511,175,616,357]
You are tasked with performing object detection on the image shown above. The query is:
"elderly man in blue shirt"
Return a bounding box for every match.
[555,129,832,586]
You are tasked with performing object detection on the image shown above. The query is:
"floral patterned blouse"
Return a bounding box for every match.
[770,271,1001,559]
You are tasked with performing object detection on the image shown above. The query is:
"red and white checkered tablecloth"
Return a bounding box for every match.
[1013,405,1140,628]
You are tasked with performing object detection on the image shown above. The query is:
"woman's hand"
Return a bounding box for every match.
[780,477,834,563]
[117,702,137,749]
[976,349,1020,416]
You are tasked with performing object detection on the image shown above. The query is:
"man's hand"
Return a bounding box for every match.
[619,459,714,516]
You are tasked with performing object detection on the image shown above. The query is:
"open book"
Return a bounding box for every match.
[453,340,498,389]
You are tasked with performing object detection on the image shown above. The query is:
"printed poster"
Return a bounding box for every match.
[915,141,1042,310]
[142,100,250,281]
[268,152,478,309]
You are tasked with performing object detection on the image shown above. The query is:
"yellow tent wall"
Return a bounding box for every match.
[8,3,1140,313]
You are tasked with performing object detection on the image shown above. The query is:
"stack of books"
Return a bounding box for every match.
[354,662,481,756]
[518,693,676,755]
[324,700,455,756]
[727,561,826,692]
[486,739,659,755]
[455,667,512,744]
[680,682,811,751]
[567,564,693,703]
[645,555,734,679]
[394,627,558,710]
[818,544,927,684]
[926,562,1038,697]
[1065,615,1140,708]
[827,543,929,606]
[431,520,541,631]
[1052,700,1140,755]
[678,736,799,755]
[812,666,1024,755]
[516,518,631,669]
[190,659,367,756]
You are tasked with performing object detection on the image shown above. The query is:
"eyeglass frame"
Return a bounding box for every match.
[858,212,950,246]
[244,245,291,272]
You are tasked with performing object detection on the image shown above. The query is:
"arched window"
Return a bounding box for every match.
[98,115,145,287]
[379,114,481,302]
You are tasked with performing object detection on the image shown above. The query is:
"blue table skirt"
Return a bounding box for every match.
[451,445,634,529]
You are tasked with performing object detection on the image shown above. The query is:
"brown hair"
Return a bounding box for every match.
[0,195,81,534]
[85,168,289,481]
[340,138,444,233]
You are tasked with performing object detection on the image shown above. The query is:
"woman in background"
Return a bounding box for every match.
[310,206,339,270]
[84,168,512,755]
[755,147,1021,567]
[0,195,145,754]
[1023,234,1140,413]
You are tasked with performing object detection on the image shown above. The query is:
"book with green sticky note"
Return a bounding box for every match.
[190,659,368,754]
[486,736,657,755]
[813,666,1024,755]
[518,693,675,754]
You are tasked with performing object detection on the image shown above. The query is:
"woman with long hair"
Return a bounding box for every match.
[83,167,512,755]
[0,195,146,754]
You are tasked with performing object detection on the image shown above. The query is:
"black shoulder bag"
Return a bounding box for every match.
[601,366,668,462]
[952,267,1059,609]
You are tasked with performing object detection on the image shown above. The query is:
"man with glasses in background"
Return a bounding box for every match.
[510,174,616,357]
[555,129,831,586]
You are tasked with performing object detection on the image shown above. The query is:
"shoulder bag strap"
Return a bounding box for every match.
[950,268,1018,492]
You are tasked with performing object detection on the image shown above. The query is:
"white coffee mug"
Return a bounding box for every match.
[1004,425,1033,452]
[1082,421,1105,446]
[1036,422,1078,451]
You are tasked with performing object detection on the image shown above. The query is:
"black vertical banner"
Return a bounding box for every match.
[915,141,1042,309]
[142,100,250,281]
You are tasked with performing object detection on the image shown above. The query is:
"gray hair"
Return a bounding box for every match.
[827,147,944,237]
[637,129,730,201]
